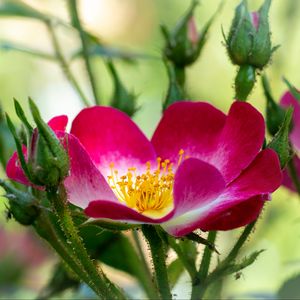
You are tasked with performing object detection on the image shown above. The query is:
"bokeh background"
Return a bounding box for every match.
[0,0,300,298]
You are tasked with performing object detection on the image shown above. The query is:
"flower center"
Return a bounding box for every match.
[107,150,186,216]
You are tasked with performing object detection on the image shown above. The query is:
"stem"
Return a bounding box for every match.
[68,0,100,105]
[47,184,125,299]
[132,230,159,299]
[191,231,217,300]
[167,237,197,279]
[46,22,90,107]
[142,225,172,300]
[226,221,256,262]
[34,212,96,294]
[288,158,300,196]
[174,65,186,89]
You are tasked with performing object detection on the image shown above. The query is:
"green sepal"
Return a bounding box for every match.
[163,61,184,111]
[185,232,219,253]
[0,179,40,225]
[14,98,33,136]
[283,77,300,102]
[262,75,285,136]
[167,258,184,289]
[28,98,69,187]
[227,0,254,65]
[267,107,293,168]
[6,113,32,181]
[248,0,272,68]
[107,61,137,117]
[234,65,256,101]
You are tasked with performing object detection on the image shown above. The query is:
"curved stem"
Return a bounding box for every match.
[47,184,125,299]
[47,22,90,107]
[68,0,100,105]
[142,225,172,300]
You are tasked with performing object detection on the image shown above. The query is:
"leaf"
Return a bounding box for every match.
[278,274,300,299]
[167,259,184,289]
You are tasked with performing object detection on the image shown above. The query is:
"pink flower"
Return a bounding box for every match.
[280,91,300,191]
[7,101,282,237]
[251,12,260,31]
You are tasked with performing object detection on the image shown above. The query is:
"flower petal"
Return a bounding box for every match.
[280,91,300,152]
[84,200,174,224]
[6,146,30,185]
[210,101,265,183]
[151,101,226,164]
[70,106,156,176]
[162,149,281,236]
[63,133,118,209]
[48,115,68,132]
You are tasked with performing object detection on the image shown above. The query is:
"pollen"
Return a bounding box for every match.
[107,149,186,215]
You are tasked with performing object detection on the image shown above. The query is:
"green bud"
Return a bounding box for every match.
[262,75,286,136]
[234,65,256,101]
[107,61,137,117]
[28,99,69,187]
[267,107,293,168]
[226,0,274,69]
[227,0,254,65]
[162,0,216,68]
[0,179,40,225]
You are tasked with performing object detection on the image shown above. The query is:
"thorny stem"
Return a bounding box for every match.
[47,184,125,299]
[46,22,90,107]
[191,231,217,300]
[142,225,172,300]
[68,0,100,105]
[132,230,159,299]
[287,158,300,196]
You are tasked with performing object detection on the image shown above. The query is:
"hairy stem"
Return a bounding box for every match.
[142,225,172,300]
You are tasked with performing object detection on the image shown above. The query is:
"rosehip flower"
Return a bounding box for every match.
[7,102,282,237]
[280,91,300,191]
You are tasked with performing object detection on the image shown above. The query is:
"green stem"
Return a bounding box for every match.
[68,0,100,105]
[174,65,186,89]
[191,231,217,300]
[46,22,90,107]
[287,158,300,196]
[226,221,256,262]
[142,225,172,300]
[132,230,159,299]
[34,212,96,293]
[167,237,197,279]
[47,184,125,299]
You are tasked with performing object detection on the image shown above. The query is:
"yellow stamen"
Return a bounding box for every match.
[107,150,187,215]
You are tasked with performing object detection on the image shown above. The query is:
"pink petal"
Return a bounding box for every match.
[162,149,281,236]
[280,91,300,152]
[198,195,265,231]
[63,133,118,209]
[48,115,68,132]
[173,158,225,216]
[151,101,226,164]
[251,12,259,31]
[85,200,174,224]
[6,146,30,185]
[211,101,265,183]
[70,106,156,176]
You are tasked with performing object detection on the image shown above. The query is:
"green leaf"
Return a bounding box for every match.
[81,220,139,231]
[283,77,300,102]
[267,107,293,168]
[278,274,300,299]
[167,259,184,289]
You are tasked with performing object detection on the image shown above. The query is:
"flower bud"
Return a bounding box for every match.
[27,99,69,187]
[162,0,214,68]
[0,179,40,225]
[226,0,273,69]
